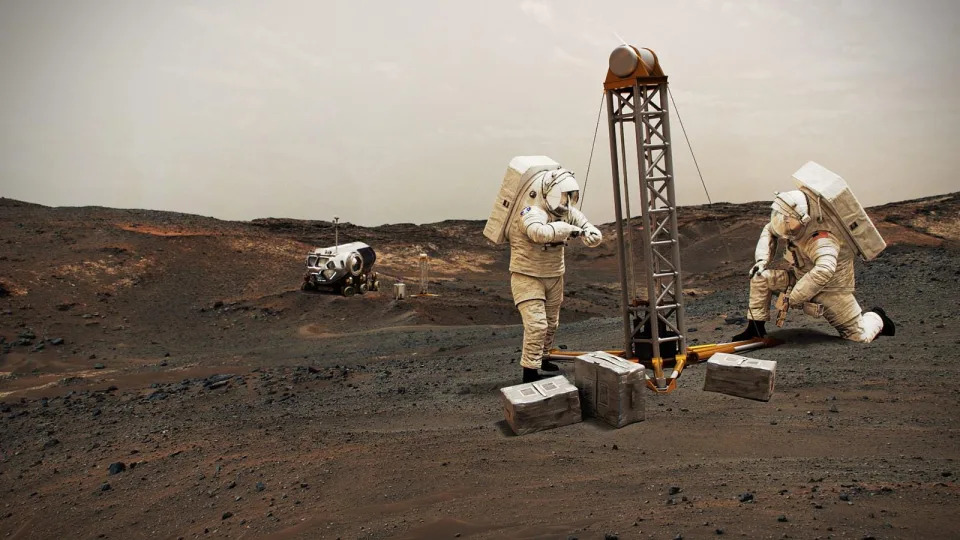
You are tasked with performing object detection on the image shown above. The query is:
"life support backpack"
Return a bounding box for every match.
[483,156,561,244]
[792,161,886,261]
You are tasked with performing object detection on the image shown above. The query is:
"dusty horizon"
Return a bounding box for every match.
[2,1,958,226]
[3,187,957,229]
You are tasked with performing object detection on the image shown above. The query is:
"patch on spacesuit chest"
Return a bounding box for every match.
[520,206,532,216]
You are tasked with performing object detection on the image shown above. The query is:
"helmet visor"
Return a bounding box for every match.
[543,172,580,215]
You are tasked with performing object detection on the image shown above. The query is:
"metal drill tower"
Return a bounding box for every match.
[604,45,687,392]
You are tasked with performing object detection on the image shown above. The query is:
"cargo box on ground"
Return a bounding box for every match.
[574,351,646,428]
[500,375,581,436]
[703,352,776,402]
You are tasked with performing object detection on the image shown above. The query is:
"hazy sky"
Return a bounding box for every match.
[1,0,958,225]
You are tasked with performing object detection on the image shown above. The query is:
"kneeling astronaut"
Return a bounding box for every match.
[732,190,896,343]
[508,168,602,382]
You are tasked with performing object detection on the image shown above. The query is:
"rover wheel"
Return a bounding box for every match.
[301,281,314,291]
[358,282,368,294]
[342,285,357,297]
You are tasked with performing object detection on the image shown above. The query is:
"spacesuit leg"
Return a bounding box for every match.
[517,299,548,369]
[540,276,564,354]
[747,269,791,321]
[817,292,884,343]
[511,273,549,370]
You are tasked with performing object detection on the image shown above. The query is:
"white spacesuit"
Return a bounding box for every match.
[507,168,603,382]
[733,190,895,342]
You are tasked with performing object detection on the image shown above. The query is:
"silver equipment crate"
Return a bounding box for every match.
[703,352,777,401]
[574,351,646,427]
[500,375,581,435]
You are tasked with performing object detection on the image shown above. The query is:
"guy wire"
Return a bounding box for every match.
[578,92,605,210]
[668,86,711,205]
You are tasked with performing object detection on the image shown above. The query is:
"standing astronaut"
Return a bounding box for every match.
[506,168,603,382]
[732,189,896,343]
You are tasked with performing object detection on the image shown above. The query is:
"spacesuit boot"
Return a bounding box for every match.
[522,368,542,383]
[540,359,560,372]
[870,307,896,336]
[732,320,766,342]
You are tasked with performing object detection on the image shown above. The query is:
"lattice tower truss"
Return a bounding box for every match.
[604,46,687,389]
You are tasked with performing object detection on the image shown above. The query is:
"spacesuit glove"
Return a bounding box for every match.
[548,222,581,242]
[582,225,602,247]
[749,260,767,278]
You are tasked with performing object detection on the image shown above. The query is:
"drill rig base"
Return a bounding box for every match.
[543,337,782,394]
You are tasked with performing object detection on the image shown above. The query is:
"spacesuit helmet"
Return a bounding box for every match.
[770,190,810,240]
[540,169,580,217]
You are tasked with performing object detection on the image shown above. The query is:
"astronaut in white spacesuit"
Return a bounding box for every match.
[732,190,895,342]
[507,168,603,382]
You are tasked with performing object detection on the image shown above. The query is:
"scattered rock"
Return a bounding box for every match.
[738,492,754,503]
[777,515,788,522]
[255,481,265,492]
[100,482,111,492]
[222,511,233,520]
[42,438,60,450]
[839,493,850,501]
[669,486,682,495]
[94,363,105,370]
[108,462,126,475]
[48,337,64,346]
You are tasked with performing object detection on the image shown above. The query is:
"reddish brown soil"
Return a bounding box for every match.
[1,194,958,539]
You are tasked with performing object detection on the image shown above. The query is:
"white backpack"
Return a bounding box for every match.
[482,156,560,244]
[792,161,886,261]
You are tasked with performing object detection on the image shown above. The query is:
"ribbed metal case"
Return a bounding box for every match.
[500,375,581,436]
[703,352,776,402]
[574,351,646,428]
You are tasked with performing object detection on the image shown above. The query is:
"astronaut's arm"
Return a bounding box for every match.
[749,223,777,277]
[522,211,580,244]
[755,223,777,265]
[789,236,839,304]
[567,207,602,247]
